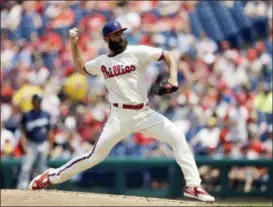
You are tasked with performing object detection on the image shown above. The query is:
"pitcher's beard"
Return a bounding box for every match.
[108,39,128,55]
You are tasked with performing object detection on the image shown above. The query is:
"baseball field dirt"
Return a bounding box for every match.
[1,189,234,206]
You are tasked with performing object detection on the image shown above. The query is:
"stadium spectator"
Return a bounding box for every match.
[1,120,17,157]
[196,33,218,58]
[263,125,272,154]
[50,116,83,160]
[12,75,43,113]
[190,117,220,156]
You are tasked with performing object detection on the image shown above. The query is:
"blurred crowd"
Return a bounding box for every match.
[1,0,272,191]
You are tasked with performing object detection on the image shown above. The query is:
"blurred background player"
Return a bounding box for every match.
[17,94,54,189]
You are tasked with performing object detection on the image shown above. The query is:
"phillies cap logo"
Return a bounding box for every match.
[113,21,119,28]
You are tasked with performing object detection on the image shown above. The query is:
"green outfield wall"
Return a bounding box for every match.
[1,157,272,198]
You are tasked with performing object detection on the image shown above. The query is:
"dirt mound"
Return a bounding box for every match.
[1,189,225,206]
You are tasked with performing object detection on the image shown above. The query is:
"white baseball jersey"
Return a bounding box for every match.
[84,45,163,104]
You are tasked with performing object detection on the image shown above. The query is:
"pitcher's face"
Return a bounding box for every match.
[105,31,128,54]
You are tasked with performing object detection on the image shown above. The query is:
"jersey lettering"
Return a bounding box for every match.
[26,117,49,131]
[101,64,136,79]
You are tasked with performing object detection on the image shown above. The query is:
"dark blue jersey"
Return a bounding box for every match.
[21,110,51,143]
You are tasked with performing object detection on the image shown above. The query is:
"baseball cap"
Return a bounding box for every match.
[32,93,43,103]
[102,20,127,38]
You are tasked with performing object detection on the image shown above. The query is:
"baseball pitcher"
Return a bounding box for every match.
[29,21,215,202]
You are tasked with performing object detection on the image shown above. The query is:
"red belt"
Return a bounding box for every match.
[113,103,148,110]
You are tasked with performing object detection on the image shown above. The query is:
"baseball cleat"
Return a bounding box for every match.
[28,169,52,190]
[184,186,215,202]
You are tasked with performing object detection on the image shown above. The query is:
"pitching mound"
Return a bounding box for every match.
[1,189,225,206]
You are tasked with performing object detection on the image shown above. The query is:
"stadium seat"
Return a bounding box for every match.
[38,14,50,37]
[230,1,256,44]
[69,3,84,28]
[7,26,22,41]
[43,52,58,72]
[208,1,242,48]
[196,1,224,42]
[21,13,37,41]
[251,16,269,39]
[209,1,239,36]
[189,11,205,38]
[53,26,71,39]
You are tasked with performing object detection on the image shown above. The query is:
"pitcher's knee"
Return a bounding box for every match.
[168,127,186,143]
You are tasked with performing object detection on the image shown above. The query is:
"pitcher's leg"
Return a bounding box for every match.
[138,110,201,186]
[48,120,130,184]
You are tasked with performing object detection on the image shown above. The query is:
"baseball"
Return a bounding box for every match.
[69,28,79,37]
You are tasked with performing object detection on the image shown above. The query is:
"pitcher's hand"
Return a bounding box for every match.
[69,27,79,43]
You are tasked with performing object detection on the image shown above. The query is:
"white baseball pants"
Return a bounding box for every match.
[48,105,201,186]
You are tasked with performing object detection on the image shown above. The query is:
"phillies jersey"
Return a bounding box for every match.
[84,45,163,104]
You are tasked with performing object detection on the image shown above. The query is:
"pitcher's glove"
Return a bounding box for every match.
[150,80,179,96]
